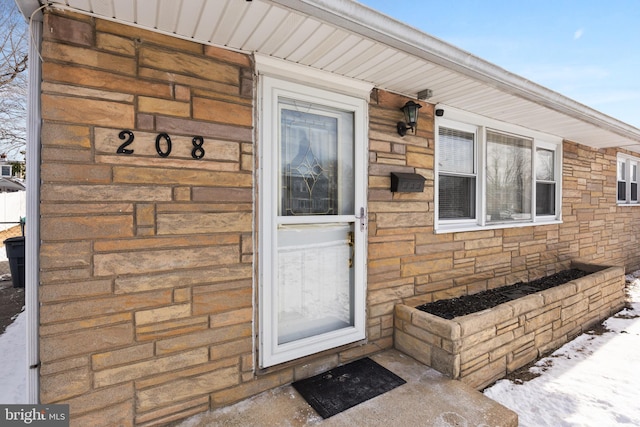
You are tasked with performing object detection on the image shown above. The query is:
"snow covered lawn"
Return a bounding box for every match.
[1,273,639,426]
[0,307,26,404]
[484,273,640,426]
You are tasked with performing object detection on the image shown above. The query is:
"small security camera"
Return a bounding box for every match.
[435,109,444,117]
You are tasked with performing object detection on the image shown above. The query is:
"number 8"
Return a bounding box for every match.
[191,136,205,159]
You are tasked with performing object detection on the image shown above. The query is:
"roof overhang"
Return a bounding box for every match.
[16,0,640,152]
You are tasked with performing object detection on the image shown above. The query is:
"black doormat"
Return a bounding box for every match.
[292,357,406,419]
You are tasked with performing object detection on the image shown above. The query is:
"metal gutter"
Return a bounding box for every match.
[270,0,640,142]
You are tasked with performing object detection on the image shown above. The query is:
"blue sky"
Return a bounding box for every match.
[358,0,640,129]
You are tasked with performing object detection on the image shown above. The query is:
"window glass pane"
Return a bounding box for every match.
[486,131,532,222]
[536,183,555,215]
[438,127,474,174]
[439,175,475,219]
[618,181,627,201]
[618,160,626,181]
[279,99,354,216]
[633,163,638,202]
[536,148,554,181]
[1,166,10,176]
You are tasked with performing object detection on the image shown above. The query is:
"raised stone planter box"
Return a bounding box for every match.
[394,262,626,390]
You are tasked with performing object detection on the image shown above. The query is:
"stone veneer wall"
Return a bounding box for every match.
[38,10,257,427]
[394,264,626,390]
[368,90,640,307]
[38,10,396,427]
[37,8,640,427]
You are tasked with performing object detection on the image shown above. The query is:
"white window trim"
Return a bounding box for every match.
[435,105,562,233]
[535,140,562,219]
[617,152,640,205]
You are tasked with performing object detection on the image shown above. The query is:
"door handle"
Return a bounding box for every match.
[356,207,367,232]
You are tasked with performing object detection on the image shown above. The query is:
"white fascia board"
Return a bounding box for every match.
[436,104,563,144]
[14,0,43,22]
[269,0,640,142]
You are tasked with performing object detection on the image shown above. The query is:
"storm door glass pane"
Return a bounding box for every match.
[486,131,532,223]
[279,100,354,216]
[277,224,354,345]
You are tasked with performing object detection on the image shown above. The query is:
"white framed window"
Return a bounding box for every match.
[438,124,477,221]
[435,106,562,233]
[1,165,10,177]
[617,153,639,205]
[536,144,558,216]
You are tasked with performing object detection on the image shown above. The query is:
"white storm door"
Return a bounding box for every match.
[260,77,367,367]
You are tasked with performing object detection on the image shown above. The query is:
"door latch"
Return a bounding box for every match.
[356,207,367,232]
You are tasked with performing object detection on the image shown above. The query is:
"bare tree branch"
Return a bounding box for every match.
[0,0,29,160]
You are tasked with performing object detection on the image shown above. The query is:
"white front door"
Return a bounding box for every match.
[260,76,367,367]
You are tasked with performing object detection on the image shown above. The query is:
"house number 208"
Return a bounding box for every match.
[116,130,205,159]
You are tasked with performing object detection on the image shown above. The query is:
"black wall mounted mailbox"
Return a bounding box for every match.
[390,172,426,193]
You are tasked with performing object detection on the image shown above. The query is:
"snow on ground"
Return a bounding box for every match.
[484,273,640,427]
[1,274,640,425]
[0,308,26,404]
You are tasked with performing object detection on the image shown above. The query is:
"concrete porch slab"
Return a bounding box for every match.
[175,349,518,427]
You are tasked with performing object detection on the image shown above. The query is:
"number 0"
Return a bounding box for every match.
[155,133,172,158]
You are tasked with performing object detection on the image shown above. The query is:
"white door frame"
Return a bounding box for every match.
[257,67,370,368]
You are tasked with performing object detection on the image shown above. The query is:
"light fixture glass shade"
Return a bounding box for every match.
[402,100,422,128]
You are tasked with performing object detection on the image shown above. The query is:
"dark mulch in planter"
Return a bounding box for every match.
[416,269,589,320]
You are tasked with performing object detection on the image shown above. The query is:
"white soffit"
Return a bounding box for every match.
[24,0,640,152]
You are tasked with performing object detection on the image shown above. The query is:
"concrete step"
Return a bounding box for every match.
[175,349,518,427]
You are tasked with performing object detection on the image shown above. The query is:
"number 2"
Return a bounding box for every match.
[117,130,134,154]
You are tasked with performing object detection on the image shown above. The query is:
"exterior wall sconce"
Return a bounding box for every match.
[397,100,422,136]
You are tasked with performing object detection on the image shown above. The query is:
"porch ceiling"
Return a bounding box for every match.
[19,0,640,153]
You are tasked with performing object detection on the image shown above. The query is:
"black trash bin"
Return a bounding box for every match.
[4,236,25,288]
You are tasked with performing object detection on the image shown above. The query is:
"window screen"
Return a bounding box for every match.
[438,127,476,220]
